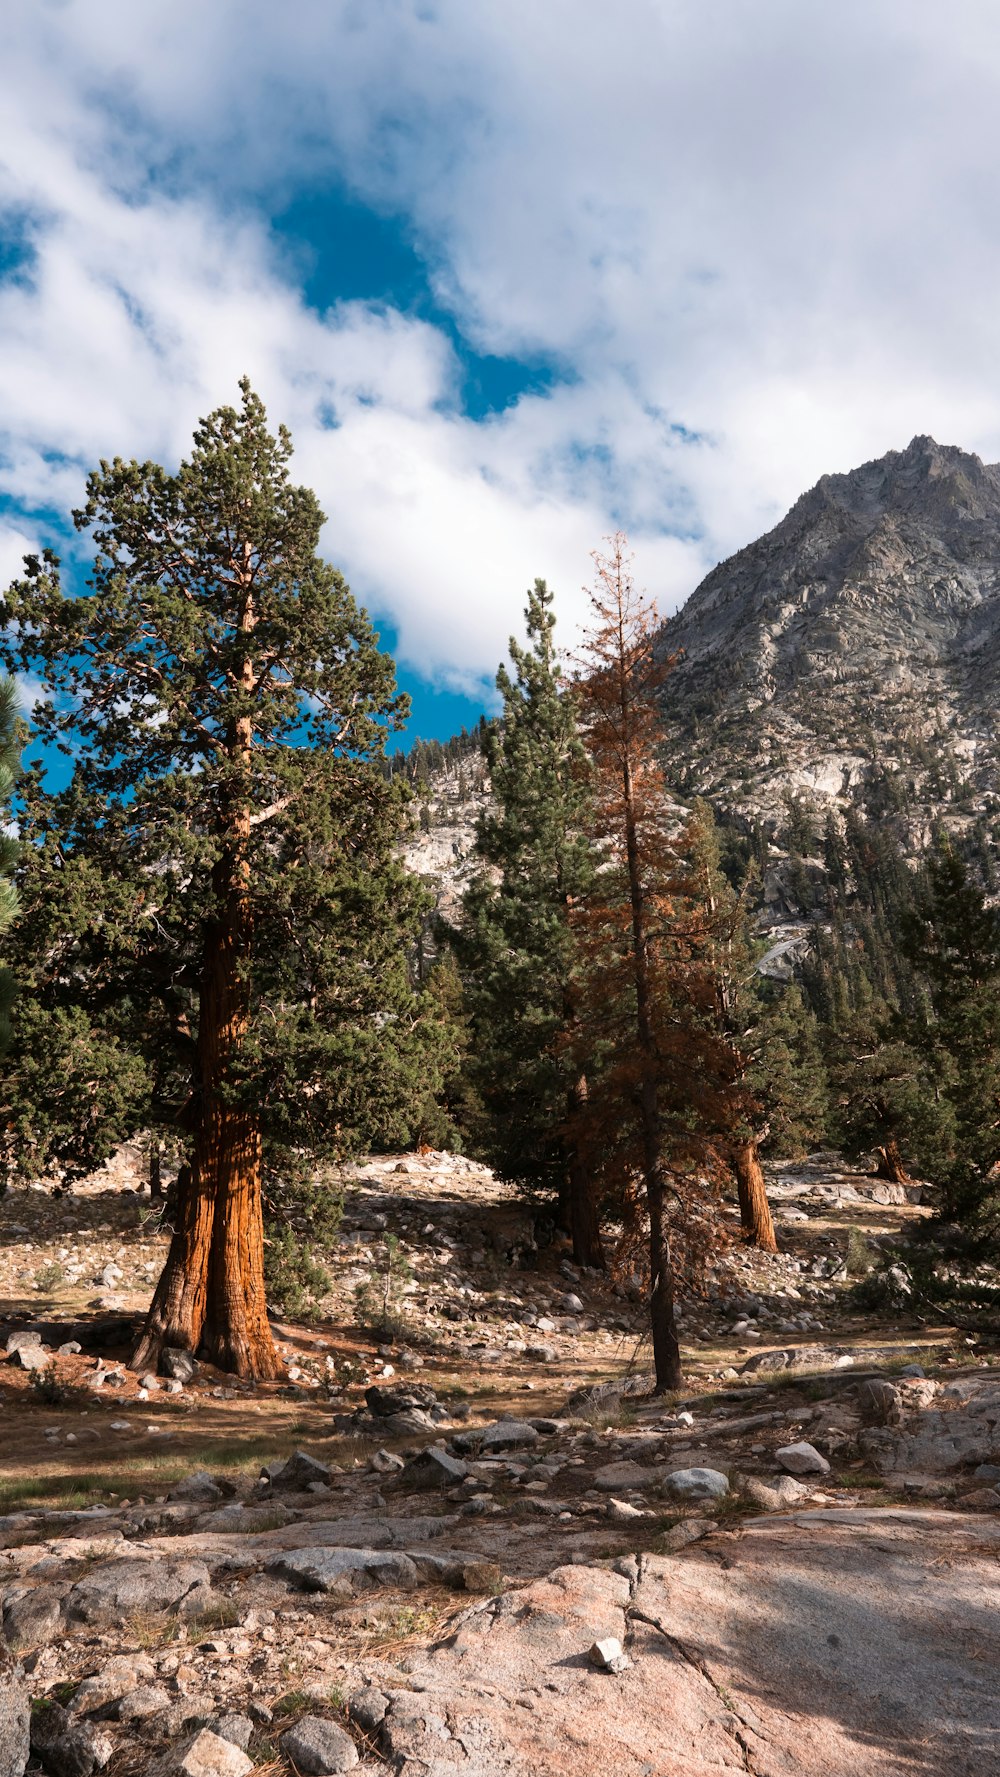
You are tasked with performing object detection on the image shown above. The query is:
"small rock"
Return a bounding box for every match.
[280,1714,359,1773]
[406,1447,468,1487]
[2,1586,64,1649]
[263,1449,332,1490]
[370,1449,405,1475]
[140,1373,161,1392]
[775,1442,831,1476]
[661,1517,717,1551]
[741,1475,809,1512]
[606,1498,648,1524]
[662,1467,729,1502]
[208,1715,253,1752]
[30,1700,113,1777]
[348,1687,388,1734]
[5,1329,42,1356]
[161,1349,197,1384]
[152,1728,253,1777]
[10,1343,49,1372]
[593,1460,658,1492]
[588,1637,630,1674]
[58,1341,83,1357]
[267,1546,418,1594]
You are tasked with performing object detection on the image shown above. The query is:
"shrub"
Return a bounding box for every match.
[354,1234,413,1339]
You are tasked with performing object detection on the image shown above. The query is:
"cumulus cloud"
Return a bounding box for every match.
[2,1,1000,689]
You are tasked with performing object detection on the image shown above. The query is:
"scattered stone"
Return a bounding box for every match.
[279,1715,359,1773]
[57,1341,82,1357]
[9,1342,48,1371]
[140,1373,161,1392]
[661,1467,730,1502]
[606,1497,648,1523]
[454,1419,539,1454]
[207,1716,253,1753]
[365,1382,436,1416]
[370,1449,405,1475]
[5,1329,42,1357]
[588,1637,630,1674]
[858,1380,902,1425]
[775,1442,831,1476]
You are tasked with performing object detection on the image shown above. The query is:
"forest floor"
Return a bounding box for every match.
[1,1150,998,1776]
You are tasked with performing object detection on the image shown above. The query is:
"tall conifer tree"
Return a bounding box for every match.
[568,539,745,1389]
[0,383,433,1377]
[457,581,602,1261]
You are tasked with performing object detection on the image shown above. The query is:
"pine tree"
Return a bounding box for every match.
[456,581,602,1261]
[568,538,745,1389]
[0,382,434,1377]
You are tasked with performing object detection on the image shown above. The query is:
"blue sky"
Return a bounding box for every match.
[4,2,1000,755]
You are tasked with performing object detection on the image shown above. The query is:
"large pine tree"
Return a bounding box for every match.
[0,382,434,1377]
[456,581,602,1260]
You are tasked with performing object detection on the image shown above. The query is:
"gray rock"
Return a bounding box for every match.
[67,1654,157,1716]
[57,1341,82,1357]
[169,1471,224,1504]
[0,1645,28,1777]
[5,1329,42,1356]
[741,1475,810,1512]
[858,1380,902,1425]
[266,1546,418,1594]
[606,1498,649,1523]
[775,1442,831,1476]
[974,1463,1000,1483]
[454,1419,540,1454]
[67,1559,214,1625]
[264,1449,332,1490]
[526,1343,557,1363]
[662,1467,730,1502]
[279,1715,359,1773]
[370,1449,405,1475]
[406,1447,468,1487]
[116,1684,172,1722]
[161,1348,197,1383]
[10,1342,48,1371]
[593,1460,659,1492]
[151,1729,253,1777]
[2,1585,65,1649]
[348,1688,388,1734]
[207,1715,253,1752]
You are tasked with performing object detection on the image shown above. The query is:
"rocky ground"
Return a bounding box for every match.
[1,1149,999,1776]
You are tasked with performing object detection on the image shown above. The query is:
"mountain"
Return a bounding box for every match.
[657,435,1000,841]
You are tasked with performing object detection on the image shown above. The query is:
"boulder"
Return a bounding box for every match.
[266,1546,418,1595]
[454,1419,539,1454]
[661,1467,730,1502]
[741,1475,810,1512]
[775,1442,831,1476]
[67,1559,214,1626]
[10,1343,48,1372]
[279,1715,359,1773]
[5,1330,42,1357]
[0,1645,28,1777]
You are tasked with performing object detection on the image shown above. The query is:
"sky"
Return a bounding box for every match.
[4,1,1000,746]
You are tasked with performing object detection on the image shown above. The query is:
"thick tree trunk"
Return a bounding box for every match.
[873,1140,909,1185]
[734,1138,778,1253]
[133,562,281,1381]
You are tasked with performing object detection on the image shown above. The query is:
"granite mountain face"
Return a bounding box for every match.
[657,434,1000,836]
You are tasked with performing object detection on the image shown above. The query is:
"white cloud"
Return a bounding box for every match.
[3,2,1000,689]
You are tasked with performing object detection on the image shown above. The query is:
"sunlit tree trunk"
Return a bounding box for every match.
[734,1137,779,1252]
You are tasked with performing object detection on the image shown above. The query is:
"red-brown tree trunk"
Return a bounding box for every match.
[873,1140,909,1185]
[133,560,281,1382]
[734,1138,779,1253]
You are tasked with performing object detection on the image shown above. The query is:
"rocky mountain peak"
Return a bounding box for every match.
[658,436,1000,835]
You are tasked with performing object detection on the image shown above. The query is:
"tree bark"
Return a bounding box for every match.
[873,1139,909,1184]
[148,1143,163,1204]
[734,1138,779,1252]
[647,1171,682,1390]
